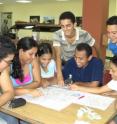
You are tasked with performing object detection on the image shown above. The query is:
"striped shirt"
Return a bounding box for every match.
[53,28,95,61]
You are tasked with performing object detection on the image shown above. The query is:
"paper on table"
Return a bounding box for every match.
[73,91,115,111]
[16,86,73,111]
[16,85,115,111]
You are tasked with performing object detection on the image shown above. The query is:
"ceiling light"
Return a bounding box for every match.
[0,2,3,4]
[16,0,32,3]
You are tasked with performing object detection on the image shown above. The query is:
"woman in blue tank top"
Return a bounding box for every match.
[10,37,42,96]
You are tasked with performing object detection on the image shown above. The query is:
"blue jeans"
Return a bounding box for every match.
[0,117,7,124]
[0,112,29,124]
[0,112,19,124]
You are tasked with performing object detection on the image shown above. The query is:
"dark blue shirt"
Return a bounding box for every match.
[62,57,104,85]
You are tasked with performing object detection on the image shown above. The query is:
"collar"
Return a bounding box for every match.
[109,39,117,45]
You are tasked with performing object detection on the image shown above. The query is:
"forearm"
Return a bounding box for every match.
[75,84,111,94]
[103,91,117,96]
[54,47,63,80]
[0,91,14,106]
[22,81,40,89]
[75,81,98,87]
[56,60,63,81]
[76,86,103,94]
[14,88,32,96]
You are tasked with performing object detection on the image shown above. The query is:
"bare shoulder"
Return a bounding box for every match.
[0,66,10,76]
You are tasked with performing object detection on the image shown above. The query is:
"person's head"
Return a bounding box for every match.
[38,43,53,68]
[0,35,16,72]
[106,16,117,43]
[6,33,18,45]
[59,11,76,37]
[11,37,38,81]
[74,43,92,68]
[110,55,117,80]
[17,37,38,64]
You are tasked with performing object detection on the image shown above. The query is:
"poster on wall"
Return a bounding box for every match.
[30,16,40,23]
[1,12,12,35]
[43,16,55,24]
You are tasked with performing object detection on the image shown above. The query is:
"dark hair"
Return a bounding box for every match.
[110,55,117,67]
[0,35,16,61]
[38,43,52,57]
[7,33,16,40]
[75,43,92,57]
[106,16,117,25]
[11,37,38,81]
[59,11,76,24]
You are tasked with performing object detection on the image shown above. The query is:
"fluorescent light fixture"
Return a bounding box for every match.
[16,0,32,3]
[24,26,34,29]
[0,2,3,4]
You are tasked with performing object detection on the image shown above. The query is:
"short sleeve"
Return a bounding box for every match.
[53,31,61,47]
[81,30,95,46]
[107,80,117,91]
[85,33,95,46]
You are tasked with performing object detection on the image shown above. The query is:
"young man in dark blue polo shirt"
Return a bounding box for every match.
[62,43,104,87]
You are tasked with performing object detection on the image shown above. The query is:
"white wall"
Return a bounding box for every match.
[0,0,116,39]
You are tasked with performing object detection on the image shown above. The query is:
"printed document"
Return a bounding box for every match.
[16,85,115,111]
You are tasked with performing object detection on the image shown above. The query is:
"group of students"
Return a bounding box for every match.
[0,11,116,124]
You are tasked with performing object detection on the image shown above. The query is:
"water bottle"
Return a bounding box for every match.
[65,74,73,84]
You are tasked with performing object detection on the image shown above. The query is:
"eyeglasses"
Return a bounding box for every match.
[3,59,13,65]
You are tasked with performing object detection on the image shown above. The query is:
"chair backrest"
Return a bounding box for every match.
[103,69,111,85]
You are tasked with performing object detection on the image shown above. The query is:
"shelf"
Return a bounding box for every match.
[11,22,61,32]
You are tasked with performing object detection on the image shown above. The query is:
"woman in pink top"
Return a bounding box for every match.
[10,37,42,97]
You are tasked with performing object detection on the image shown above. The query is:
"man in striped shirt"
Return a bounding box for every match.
[53,11,98,86]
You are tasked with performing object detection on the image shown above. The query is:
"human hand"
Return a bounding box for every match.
[41,79,50,88]
[69,84,79,90]
[57,79,64,86]
[30,89,43,97]
[42,81,50,88]
[103,91,117,96]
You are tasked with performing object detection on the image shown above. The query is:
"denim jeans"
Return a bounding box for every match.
[0,112,29,124]
[0,117,7,124]
[0,112,19,124]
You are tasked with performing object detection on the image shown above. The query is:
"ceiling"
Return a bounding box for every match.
[0,0,78,4]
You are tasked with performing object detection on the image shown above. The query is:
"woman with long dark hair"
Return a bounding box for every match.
[11,37,42,96]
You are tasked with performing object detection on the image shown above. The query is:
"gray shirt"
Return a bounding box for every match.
[53,28,95,61]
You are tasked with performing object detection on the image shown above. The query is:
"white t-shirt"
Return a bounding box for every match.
[107,80,117,91]
[41,59,56,78]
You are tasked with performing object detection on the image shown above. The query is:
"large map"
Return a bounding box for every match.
[16,85,115,111]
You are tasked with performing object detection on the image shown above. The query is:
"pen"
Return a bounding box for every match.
[78,95,85,99]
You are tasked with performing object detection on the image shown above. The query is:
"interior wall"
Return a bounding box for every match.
[116,0,117,14]
[0,0,116,39]
[109,0,116,16]
[0,1,83,39]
